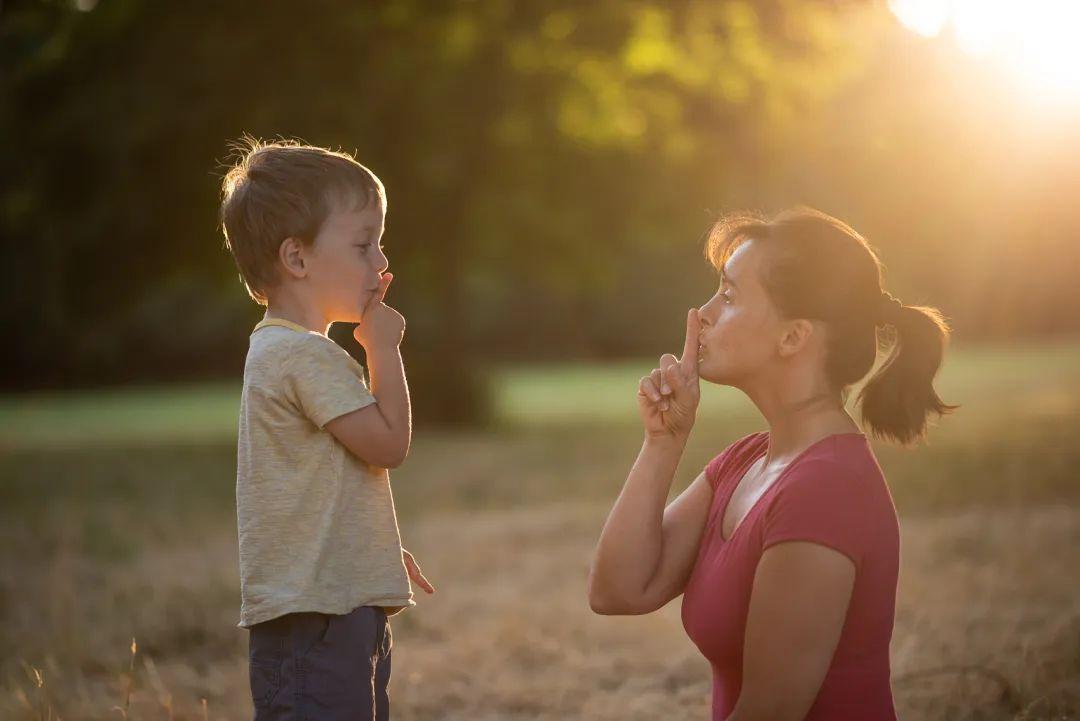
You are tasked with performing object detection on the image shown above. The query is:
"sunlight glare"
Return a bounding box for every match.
[889,0,1080,101]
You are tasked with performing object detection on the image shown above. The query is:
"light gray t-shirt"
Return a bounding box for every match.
[236,317,413,628]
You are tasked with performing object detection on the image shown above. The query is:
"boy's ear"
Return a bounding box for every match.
[278,237,308,280]
[777,318,814,358]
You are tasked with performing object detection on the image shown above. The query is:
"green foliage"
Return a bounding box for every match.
[3,0,1078,423]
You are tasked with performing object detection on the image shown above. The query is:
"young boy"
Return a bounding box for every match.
[220,139,434,721]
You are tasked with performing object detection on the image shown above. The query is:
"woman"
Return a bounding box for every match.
[587,208,955,721]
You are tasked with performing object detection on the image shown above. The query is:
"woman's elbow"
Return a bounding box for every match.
[586,572,618,614]
[589,594,655,616]
[586,576,652,615]
[587,587,620,615]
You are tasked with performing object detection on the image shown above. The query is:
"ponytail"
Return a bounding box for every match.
[706,207,958,446]
[857,303,959,446]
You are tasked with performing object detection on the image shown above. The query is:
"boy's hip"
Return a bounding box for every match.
[237,584,414,627]
[249,605,393,721]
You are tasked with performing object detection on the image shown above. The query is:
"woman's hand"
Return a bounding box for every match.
[637,308,701,440]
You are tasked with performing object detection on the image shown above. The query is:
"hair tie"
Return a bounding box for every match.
[877,292,903,326]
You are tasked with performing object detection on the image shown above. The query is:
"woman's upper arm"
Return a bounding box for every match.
[732,541,856,721]
[637,470,715,610]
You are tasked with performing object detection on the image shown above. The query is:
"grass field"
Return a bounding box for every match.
[1,340,1078,720]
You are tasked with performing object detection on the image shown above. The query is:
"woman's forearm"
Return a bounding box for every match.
[588,435,687,612]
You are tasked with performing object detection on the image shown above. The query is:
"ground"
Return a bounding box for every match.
[1,340,1078,720]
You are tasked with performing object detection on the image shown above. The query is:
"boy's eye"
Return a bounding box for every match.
[354,242,384,256]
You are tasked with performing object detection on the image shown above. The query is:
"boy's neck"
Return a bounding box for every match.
[264,295,331,335]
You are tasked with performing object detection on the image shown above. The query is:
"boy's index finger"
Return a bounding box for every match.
[378,272,394,302]
[680,308,700,375]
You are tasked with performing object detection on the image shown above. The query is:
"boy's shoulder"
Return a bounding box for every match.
[245,324,356,386]
[243,322,375,430]
[249,323,339,353]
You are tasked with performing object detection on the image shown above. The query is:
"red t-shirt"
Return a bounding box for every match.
[681,431,900,721]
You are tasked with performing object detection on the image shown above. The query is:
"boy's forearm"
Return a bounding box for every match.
[366,346,412,455]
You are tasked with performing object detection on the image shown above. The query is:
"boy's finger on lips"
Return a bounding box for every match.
[378,273,394,300]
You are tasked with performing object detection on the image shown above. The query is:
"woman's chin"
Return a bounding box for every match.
[699,363,736,387]
[698,363,722,385]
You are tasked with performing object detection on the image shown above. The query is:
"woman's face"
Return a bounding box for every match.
[696,239,786,387]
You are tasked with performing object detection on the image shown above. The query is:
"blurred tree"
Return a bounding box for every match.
[3,0,1076,420]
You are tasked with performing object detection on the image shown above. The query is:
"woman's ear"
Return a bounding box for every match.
[777,318,815,358]
[278,237,308,280]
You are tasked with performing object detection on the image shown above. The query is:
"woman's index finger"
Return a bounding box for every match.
[681,308,700,374]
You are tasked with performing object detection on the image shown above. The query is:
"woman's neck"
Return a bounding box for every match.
[742,372,861,463]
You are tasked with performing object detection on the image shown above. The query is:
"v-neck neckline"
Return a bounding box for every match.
[717,431,865,543]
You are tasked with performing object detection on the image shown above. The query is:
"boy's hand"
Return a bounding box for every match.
[402,549,435,594]
[353,273,405,350]
[637,308,701,440]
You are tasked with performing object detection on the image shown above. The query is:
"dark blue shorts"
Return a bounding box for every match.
[248,605,392,721]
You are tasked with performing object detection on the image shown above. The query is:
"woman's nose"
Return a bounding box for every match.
[698,301,716,326]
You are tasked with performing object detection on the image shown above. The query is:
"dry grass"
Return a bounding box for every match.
[2,343,1078,719]
[2,500,1077,720]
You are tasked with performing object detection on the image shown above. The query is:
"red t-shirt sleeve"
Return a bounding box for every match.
[761,458,868,567]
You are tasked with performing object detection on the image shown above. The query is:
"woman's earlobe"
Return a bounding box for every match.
[779,319,815,357]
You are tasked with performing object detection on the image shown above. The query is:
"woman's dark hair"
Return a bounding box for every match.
[705,207,957,446]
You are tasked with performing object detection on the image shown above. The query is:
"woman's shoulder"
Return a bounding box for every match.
[758,435,899,566]
[703,431,769,489]
[789,434,887,490]
[772,435,897,530]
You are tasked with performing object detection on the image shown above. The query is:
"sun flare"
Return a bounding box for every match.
[889,0,1080,101]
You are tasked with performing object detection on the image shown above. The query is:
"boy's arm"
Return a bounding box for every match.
[324,272,412,469]
[324,344,411,468]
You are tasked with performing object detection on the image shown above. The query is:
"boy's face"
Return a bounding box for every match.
[304,195,388,325]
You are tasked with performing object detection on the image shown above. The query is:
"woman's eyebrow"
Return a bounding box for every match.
[721,271,737,289]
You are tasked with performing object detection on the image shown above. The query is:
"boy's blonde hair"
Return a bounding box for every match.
[220,137,385,305]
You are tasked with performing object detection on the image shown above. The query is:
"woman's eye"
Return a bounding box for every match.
[721,291,732,303]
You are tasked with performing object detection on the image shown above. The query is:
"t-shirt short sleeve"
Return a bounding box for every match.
[283,335,377,429]
[761,459,867,567]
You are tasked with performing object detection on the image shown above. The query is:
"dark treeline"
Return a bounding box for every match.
[3,1,1078,420]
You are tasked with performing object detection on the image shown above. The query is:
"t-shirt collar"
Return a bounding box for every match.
[252,317,318,335]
